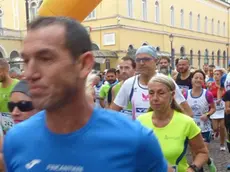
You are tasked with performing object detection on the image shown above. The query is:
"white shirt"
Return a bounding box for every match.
[114,74,186,119]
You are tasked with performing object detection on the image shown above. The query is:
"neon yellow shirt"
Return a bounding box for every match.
[138,111,200,172]
[0,79,19,112]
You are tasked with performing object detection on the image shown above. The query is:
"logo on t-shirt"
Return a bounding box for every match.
[25,159,41,169]
[142,93,149,101]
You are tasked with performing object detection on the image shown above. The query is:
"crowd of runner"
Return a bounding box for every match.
[0,16,229,171]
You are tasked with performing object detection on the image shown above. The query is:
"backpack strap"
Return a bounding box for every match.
[129,75,137,102]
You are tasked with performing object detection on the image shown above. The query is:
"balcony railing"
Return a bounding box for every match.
[0,28,26,39]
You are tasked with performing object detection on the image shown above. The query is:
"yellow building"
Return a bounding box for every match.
[0,0,42,68]
[82,0,230,71]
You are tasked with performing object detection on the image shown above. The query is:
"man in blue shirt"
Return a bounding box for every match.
[3,17,168,172]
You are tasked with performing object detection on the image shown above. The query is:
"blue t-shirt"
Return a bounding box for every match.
[3,108,167,172]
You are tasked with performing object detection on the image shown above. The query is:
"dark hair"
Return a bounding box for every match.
[175,58,179,66]
[28,17,92,59]
[159,56,170,63]
[106,68,116,75]
[209,64,215,68]
[121,56,136,69]
[192,69,206,81]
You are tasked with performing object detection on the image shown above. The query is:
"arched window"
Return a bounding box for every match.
[142,42,148,46]
[155,1,160,23]
[204,16,208,33]
[189,12,192,30]
[211,51,215,65]
[190,50,193,65]
[217,50,221,66]
[211,18,214,34]
[30,2,37,21]
[142,0,147,20]
[127,0,133,18]
[198,50,201,69]
[180,46,185,56]
[0,9,3,28]
[204,49,209,64]
[10,51,20,59]
[223,51,226,68]
[170,6,174,26]
[197,14,200,32]
[223,22,226,36]
[180,9,184,28]
[217,20,220,35]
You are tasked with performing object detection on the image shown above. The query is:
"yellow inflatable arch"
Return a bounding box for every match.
[38,0,102,22]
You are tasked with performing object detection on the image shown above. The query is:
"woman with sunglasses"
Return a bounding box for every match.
[0,80,37,170]
[138,74,208,172]
[8,80,37,124]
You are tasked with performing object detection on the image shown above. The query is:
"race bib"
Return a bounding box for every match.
[172,165,178,172]
[1,113,14,134]
[194,116,204,129]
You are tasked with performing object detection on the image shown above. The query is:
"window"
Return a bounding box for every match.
[197,14,200,32]
[189,12,192,30]
[223,22,226,36]
[155,1,160,23]
[0,9,3,28]
[204,49,209,64]
[127,0,133,18]
[204,16,208,33]
[212,51,215,65]
[87,9,96,19]
[190,50,193,66]
[13,0,19,29]
[170,6,174,26]
[180,9,184,28]
[142,0,147,20]
[198,50,201,69]
[180,47,185,56]
[30,2,37,22]
[211,18,214,34]
[217,50,221,66]
[217,20,220,35]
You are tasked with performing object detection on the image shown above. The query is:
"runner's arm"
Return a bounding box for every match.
[188,133,208,169]
[180,101,193,117]
[111,80,130,111]
[99,86,106,108]
[205,91,216,116]
[173,80,193,117]
[110,86,116,108]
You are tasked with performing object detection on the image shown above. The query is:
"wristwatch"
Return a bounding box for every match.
[189,164,200,172]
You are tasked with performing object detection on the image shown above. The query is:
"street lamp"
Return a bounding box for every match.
[226,43,229,67]
[169,34,174,69]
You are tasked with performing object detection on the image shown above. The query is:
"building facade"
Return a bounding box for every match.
[82,0,230,70]
[0,0,42,68]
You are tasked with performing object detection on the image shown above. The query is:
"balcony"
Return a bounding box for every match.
[0,28,26,40]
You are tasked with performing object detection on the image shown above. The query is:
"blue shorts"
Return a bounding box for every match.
[202,131,211,143]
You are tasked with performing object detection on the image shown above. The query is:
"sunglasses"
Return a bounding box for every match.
[135,57,155,63]
[8,101,34,112]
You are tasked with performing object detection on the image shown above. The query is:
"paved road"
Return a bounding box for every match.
[187,138,230,172]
